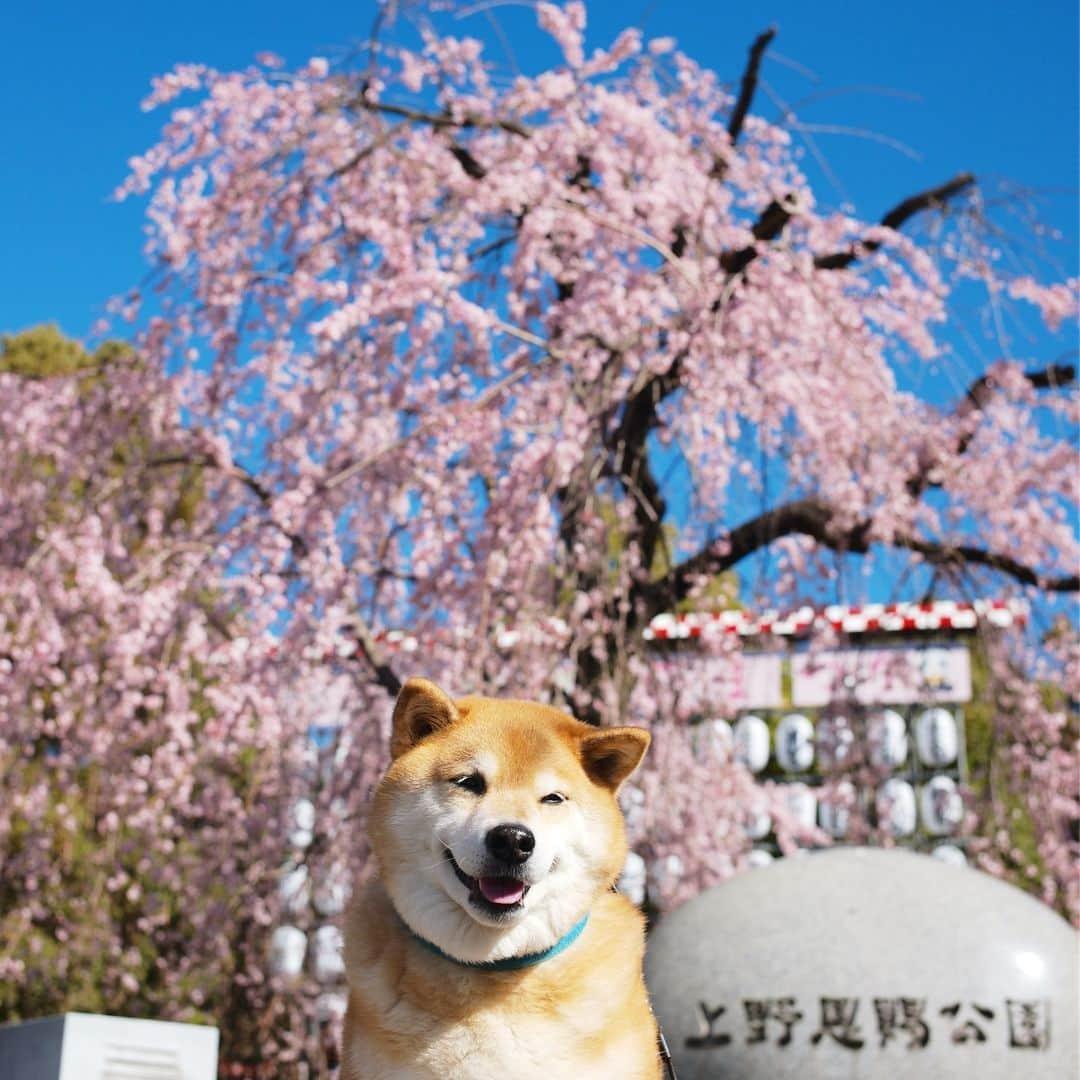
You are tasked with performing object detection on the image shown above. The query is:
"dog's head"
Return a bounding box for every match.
[369,678,650,964]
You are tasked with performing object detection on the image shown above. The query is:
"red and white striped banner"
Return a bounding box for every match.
[642,599,1028,641]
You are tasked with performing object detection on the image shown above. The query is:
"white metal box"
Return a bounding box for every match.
[0,1012,219,1080]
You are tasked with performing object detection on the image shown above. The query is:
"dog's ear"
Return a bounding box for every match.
[580,727,650,790]
[390,678,460,759]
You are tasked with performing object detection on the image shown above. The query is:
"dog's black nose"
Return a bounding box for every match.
[485,823,535,865]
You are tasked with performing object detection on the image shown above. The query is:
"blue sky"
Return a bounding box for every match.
[2,0,1076,342]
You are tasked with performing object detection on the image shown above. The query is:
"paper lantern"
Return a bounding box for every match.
[877,779,917,837]
[784,783,817,831]
[743,806,772,842]
[313,864,350,918]
[316,992,347,1024]
[618,851,648,907]
[279,864,310,915]
[699,718,734,763]
[313,925,345,983]
[931,844,968,867]
[867,708,908,769]
[775,713,814,773]
[269,925,307,978]
[733,715,770,774]
[920,775,963,836]
[290,797,316,849]
[816,713,855,769]
[818,780,856,839]
[914,707,958,767]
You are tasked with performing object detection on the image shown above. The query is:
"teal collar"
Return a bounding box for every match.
[406,913,590,972]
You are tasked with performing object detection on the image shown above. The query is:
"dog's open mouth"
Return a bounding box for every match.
[444,848,529,914]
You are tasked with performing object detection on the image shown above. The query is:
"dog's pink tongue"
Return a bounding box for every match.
[478,876,525,905]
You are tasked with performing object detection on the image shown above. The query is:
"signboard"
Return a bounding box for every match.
[791,647,971,707]
[662,651,783,714]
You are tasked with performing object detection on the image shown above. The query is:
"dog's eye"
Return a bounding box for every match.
[451,773,486,796]
[540,792,567,805]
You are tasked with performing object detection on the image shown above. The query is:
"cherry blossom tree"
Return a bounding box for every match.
[2,0,1077,1069]
[0,328,379,1071]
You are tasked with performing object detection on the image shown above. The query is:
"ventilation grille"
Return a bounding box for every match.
[98,1042,183,1079]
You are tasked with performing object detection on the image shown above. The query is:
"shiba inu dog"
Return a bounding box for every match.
[341,677,662,1079]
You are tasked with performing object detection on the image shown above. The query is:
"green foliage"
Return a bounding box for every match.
[0,324,130,379]
[673,570,741,614]
[1,325,93,377]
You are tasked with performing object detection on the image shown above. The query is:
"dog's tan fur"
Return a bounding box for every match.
[341,679,661,1079]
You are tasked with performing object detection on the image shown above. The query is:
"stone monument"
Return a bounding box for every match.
[645,847,1078,1079]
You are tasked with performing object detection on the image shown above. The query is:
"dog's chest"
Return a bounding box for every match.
[419,1011,592,1077]
[344,1005,647,1080]
[344,962,652,1079]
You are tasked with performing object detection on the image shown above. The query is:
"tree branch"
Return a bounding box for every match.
[641,497,838,608]
[907,362,1076,498]
[343,614,403,698]
[449,143,487,180]
[325,124,404,181]
[149,453,276,509]
[896,536,1079,593]
[1024,362,1076,391]
[149,452,311,561]
[643,492,1077,613]
[719,194,800,275]
[716,173,975,282]
[726,28,777,148]
[149,455,406,692]
[353,98,531,139]
[814,172,976,269]
[604,362,683,570]
[340,96,534,183]
[709,26,776,183]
